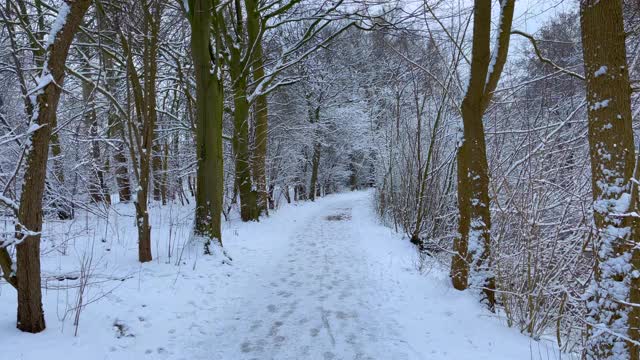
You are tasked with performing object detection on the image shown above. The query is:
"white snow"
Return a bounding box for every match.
[0,191,559,359]
[590,99,610,111]
[44,2,71,49]
[27,123,44,134]
[594,66,608,77]
[27,74,54,98]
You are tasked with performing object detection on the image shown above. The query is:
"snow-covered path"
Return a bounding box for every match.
[196,191,551,360]
[211,195,410,359]
[2,191,557,360]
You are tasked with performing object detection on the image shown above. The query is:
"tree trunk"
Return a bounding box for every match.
[162,140,169,204]
[580,1,640,358]
[284,185,291,204]
[308,103,321,202]
[14,0,92,333]
[134,187,152,262]
[137,0,161,262]
[98,7,131,202]
[113,146,131,202]
[81,56,108,204]
[229,51,257,220]
[152,134,163,202]
[308,142,321,201]
[145,2,160,209]
[231,75,257,221]
[117,0,161,263]
[189,0,224,251]
[450,0,514,311]
[246,0,269,216]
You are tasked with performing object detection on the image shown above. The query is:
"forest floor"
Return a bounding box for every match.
[1,190,560,359]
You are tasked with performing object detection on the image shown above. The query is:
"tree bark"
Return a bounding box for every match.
[231,67,257,221]
[188,0,225,250]
[246,0,269,216]
[81,54,108,204]
[309,142,321,201]
[14,0,92,333]
[116,0,161,263]
[137,0,161,262]
[308,103,321,201]
[98,4,131,202]
[227,5,258,222]
[145,1,160,208]
[580,1,640,358]
[450,0,514,311]
[152,135,163,202]
[161,140,169,204]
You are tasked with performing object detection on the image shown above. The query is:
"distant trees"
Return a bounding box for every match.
[105,0,164,262]
[372,0,640,353]
[0,0,365,335]
[137,3,160,261]
[1,0,640,355]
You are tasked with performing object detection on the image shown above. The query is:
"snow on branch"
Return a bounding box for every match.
[511,30,585,81]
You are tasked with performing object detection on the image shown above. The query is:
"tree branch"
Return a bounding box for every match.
[511,29,585,81]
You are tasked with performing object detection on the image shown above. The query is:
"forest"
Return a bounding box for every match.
[0,0,639,359]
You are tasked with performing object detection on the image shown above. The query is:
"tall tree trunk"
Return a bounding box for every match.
[14,0,92,333]
[231,70,257,221]
[152,132,163,202]
[81,56,108,203]
[188,0,224,251]
[116,0,161,263]
[162,140,169,204]
[136,0,161,262]
[145,1,160,208]
[246,0,269,216]
[98,7,131,202]
[450,0,514,311]
[581,1,640,358]
[307,103,321,201]
[228,8,257,222]
[113,144,131,202]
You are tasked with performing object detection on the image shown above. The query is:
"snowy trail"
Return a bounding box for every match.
[197,191,549,360]
[211,195,410,359]
[2,191,556,360]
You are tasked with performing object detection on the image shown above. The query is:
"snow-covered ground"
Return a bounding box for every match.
[1,190,561,359]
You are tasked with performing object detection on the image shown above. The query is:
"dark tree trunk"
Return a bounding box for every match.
[450,0,514,311]
[581,1,640,357]
[14,0,92,333]
[189,0,225,251]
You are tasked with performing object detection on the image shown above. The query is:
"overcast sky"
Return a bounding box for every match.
[513,0,575,33]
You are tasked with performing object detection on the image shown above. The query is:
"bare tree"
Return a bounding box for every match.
[450,0,514,310]
[1,0,93,333]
